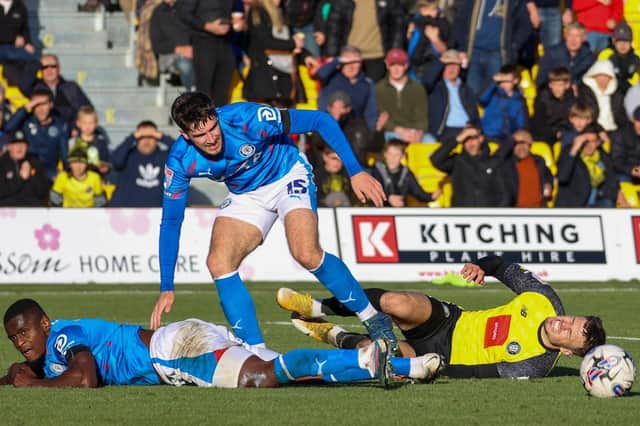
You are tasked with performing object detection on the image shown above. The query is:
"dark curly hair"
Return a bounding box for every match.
[170,92,217,132]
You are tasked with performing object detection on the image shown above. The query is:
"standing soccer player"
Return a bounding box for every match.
[151,92,396,351]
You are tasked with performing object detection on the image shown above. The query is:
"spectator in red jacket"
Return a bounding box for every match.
[573,0,623,53]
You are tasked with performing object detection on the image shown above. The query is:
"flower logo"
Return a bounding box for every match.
[34,224,61,251]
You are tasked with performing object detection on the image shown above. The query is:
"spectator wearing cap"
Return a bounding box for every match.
[611,106,640,185]
[605,22,640,94]
[4,87,69,181]
[375,48,432,143]
[556,123,618,207]
[320,0,405,82]
[109,120,174,207]
[451,0,532,95]
[502,129,553,207]
[31,54,93,128]
[577,59,628,133]
[430,124,513,207]
[316,46,379,131]
[50,146,106,208]
[573,0,622,54]
[0,130,50,207]
[423,49,480,142]
[536,22,594,88]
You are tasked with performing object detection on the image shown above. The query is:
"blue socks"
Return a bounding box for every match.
[310,253,374,319]
[274,348,361,384]
[214,272,264,345]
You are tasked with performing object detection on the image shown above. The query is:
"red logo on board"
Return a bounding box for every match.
[352,216,399,263]
[632,217,640,263]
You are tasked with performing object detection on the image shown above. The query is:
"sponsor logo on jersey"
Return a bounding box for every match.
[257,106,280,122]
[54,334,68,354]
[164,166,174,189]
[352,216,399,263]
[239,144,256,157]
[484,315,511,347]
[507,341,521,355]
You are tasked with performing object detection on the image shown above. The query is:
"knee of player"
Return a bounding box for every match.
[207,255,232,277]
[380,292,415,318]
[291,246,323,270]
[237,359,280,388]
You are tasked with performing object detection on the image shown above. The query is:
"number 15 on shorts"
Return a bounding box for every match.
[287,179,308,198]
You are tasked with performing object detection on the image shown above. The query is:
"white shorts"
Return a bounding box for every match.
[217,159,316,239]
[149,319,279,388]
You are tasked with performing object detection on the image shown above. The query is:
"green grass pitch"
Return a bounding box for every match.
[0,281,638,425]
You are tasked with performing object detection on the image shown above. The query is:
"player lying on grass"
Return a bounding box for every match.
[277,255,607,379]
[0,299,442,388]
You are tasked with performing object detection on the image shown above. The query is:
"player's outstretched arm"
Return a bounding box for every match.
[13,352,99,388]
[150,290,176,330]
[351,172,386,207]
[1,362,40,386]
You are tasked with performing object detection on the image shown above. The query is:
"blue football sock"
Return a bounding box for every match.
[310,252,371,317]
[214,272,264,345]
[273,348,361,384]
[322,368,373,382]
[391,357,410,376]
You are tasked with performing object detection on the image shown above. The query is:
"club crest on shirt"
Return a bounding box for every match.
[50,363,67,374]
[239,144,256,157]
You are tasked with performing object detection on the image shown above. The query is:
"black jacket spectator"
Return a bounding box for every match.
[0,0,30,46]
[371,161,434,205]
[32,77,93,128]
[536,43,594,88]
[323,0,405,58]
[150,2,191,55]
[283,0,319,28]
[0,151,49,207]
[611,122,640,183]
[431,134,512,207]
[531,86,576,144]
[242,8,304,106]
[555,145,618,207]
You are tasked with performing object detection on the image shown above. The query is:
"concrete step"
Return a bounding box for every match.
[31,12,104,33]
[97,106,171,127]
[25,0,79,13]
[41,30,109,50]
[63,67,139,88]
[45,47,131,69]
[86,88,164,108]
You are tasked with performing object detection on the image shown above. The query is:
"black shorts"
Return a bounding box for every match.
[400,296,462,362]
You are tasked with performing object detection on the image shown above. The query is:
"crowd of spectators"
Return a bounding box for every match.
[3,0,640,209]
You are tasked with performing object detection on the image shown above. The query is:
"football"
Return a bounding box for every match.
[580,344,636,398]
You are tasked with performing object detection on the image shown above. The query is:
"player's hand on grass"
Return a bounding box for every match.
[151,291,175,330]
[460,263,485,285]
[10,363,36,387]
[351,172,386,207]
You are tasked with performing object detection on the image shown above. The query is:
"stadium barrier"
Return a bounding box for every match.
[1,208,640,284]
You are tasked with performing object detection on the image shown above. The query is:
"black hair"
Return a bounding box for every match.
[499,64,518,77]
[31,87,54,102]
[170,92,217,132]
[579,316,606,356]
[4,299,46,325]
[136,120,158,130]
[548,66,571,82]
[384,139,408,153]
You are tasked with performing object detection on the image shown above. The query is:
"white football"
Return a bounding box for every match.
[580,344,636,398]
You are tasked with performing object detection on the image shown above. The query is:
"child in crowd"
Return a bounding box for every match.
[49,146,106,208]
[479,65,528,142]
[406,0,450,82]
[531,67,575,145]
[371,139,441,207]
[560,102,596,147]
[314,145,353,207]
[69,105,111,178]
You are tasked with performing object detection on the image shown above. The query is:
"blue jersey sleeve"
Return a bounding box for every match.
[287,109,363,176]
[159,155,191,292]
